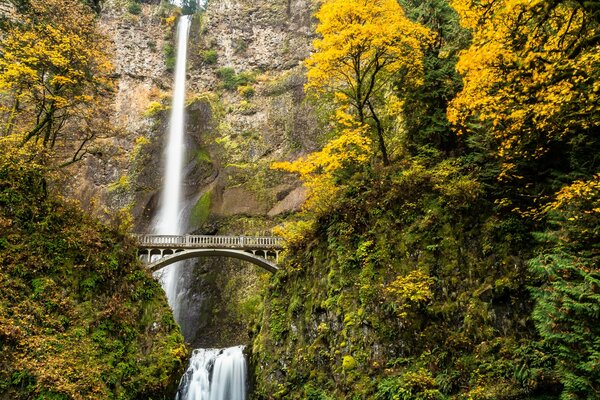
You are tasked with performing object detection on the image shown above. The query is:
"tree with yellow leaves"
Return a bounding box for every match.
[272,119,372,217]
[0,0,114,166]
[448,0,600,180]
[305,0,431,165]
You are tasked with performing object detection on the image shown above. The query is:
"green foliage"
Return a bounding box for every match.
[530,187,600,400]
[202,49,218,64]
[531,254,600,399]
[376,370,444,400]
[179,0,196,15]
[252,158,554,398]
[254,1,599,399]
[398,0,469,155]
[164,43,176,71]
[216,67,256,91]
[0,146,187,399]
[127,1,141,15]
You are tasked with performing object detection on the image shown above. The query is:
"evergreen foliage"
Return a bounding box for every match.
[530,176,600,399]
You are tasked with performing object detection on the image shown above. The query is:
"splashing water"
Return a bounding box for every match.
[176,346,247,400]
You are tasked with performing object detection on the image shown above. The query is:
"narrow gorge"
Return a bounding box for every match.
[90,0,319,397]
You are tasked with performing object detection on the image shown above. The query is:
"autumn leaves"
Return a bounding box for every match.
[0,0,114,166]
[273,0,432,219]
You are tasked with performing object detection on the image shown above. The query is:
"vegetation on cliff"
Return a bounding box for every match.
[0,143,187,399]
[0,2,189,398]
[253,0,599,398]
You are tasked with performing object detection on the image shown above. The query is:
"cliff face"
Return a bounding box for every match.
[0,0,15,19]
[79,0,318,226]
[74,0,320,346]
[71,0,174,220]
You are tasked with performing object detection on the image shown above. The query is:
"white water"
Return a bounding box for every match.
[176,347,247,400]
[152,9,248,400]
[154,15,192,321]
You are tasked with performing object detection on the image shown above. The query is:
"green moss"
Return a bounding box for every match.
[190,190,212,226]
[195,148,212,164]
[0,148,187,399]
[342,355,357,371]
[250,160,560,399]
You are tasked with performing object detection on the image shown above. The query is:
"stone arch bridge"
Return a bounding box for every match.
[133,234,284,273]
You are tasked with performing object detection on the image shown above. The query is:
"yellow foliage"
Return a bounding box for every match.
[448,0,600,178]
[306,0,431,99]
[272,124,371,215]
[305,0,432,163]
[546,174,600,217]
[383,270,434,319]
[272,220,316,248]
[0,0,114,165]
[164,15,177,27]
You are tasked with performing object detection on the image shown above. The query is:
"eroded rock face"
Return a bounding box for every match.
[70,0,173,220]
[189,0,315,90]
[0,0,16,19]
[72,0,320,346]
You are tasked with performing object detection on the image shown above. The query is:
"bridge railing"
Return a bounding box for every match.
[132,234,284,250]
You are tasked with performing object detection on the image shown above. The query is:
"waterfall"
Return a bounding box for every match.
[152,8,248,400]
[176,347,247,400]
[153,15,191,321]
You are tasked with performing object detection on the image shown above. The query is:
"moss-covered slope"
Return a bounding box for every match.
[0,152,187,399]
[251,162,561,399]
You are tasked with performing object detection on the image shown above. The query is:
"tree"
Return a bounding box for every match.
[0,0,114,166]
[448,0,600,182]
[305,0,431,165]
[397,0,470,156]
[530,175,600,399]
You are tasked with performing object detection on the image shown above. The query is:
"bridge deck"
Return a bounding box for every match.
[133,234,284,250]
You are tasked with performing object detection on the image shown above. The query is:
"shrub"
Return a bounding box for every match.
[202,49,218,64]
[127,1,141,14]
[237,84,255,98]
[164,43,175,71]
[216,67,255,90]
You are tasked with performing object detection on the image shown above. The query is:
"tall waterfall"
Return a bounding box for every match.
[153,15,192,321]
[152,9,248,400]
[176,347,247,400]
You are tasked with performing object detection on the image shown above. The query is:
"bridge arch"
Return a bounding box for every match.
[145,249,279,273]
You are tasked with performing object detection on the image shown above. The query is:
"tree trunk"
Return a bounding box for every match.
[367,100,389,165]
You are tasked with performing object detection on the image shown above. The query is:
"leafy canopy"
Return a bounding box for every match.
[305,0,432,165]
[448,0,600,180]
[0,0,114,166]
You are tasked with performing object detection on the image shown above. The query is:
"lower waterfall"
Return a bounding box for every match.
[176,346,247,400]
